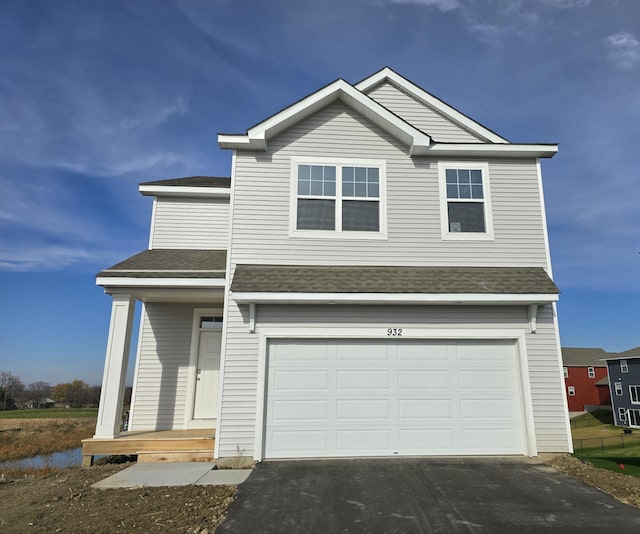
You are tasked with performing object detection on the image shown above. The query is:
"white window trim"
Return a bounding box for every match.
[615,382,623,395]
[438,161,494,241]
[568,385,575,396]
[289,156,387,239]
[630,385,640,405]
[588,366,595,378]
[563,366,568,378]
[621,359,629,373]
[618,408,627,422]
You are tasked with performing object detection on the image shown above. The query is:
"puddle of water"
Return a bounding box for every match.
[0,447,82,470]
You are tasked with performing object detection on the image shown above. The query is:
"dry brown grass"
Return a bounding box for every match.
[0,417,96,463]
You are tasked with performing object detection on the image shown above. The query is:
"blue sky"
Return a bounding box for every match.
[1,0,638,386]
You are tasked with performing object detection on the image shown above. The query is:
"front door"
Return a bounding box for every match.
[193,329,221,420]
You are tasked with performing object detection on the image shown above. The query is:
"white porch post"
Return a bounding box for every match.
[94,293,135,438]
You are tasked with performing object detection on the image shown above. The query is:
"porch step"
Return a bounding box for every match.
[136,450,215,463]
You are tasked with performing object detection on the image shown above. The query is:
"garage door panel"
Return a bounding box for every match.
[399,399,452,418]
[337,370,389,390]
[265,339,525,458]
[337,399,391,420]
[337,430,392,451]
[273,370,328,390]
[398,370,450,389]
[271,400,328,422]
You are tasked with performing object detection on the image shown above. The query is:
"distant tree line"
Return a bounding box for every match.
[0,371,102,410]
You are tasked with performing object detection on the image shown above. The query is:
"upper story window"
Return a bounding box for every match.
[588,366,595,378]
[438,162,494,240]
[621,360,629,373]
[563,366,568,378]
[291,158,386,238]
[615,382,623,395]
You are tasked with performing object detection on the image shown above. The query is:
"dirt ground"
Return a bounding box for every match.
[0,463,236,533]
[1,455,640,532]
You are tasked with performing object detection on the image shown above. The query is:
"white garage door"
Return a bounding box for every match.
[264,339,525,458]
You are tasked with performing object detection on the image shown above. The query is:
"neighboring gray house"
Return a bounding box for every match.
[604,347,640,427]
[88,67,572,463]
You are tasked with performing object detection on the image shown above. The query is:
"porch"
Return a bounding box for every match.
[81,428,215,467]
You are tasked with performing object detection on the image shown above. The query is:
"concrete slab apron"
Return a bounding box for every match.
[92,462,252,489]
[217,458,640,534]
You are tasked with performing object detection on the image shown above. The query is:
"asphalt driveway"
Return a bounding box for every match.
[217,458,640,533]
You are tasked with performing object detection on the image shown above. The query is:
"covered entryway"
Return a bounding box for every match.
[264,339,526,458]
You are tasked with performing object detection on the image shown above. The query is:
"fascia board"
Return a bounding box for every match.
[139,185,231,198]
[96,277,226,288]
[356,67,508,144]
[426,143,559,158]
[231,292,559,305]
[219,79,430,152]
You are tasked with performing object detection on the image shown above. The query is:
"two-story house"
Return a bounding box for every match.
[83,68,572,466]
[561,347,611,413]
[604,347,640,428]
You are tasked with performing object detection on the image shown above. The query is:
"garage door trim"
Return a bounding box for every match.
[253,327,536,460]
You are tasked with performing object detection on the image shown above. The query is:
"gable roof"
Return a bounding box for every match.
[218,78,432,155]
[230,265,558,305]
[355,67,508,144]
[561,347,608,367]
[140,176,231,188]
[218,67,557,158]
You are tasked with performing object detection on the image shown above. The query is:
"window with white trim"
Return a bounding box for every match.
[621,360,629,373]
[568,385,575,396]
[438,162,493,239]
[630,385,640,404]
[619,408,627,422]
[629,409,640,427]
[588,366,595,378]
[615,382,623,395]
[563,367,568,378]
[292,159,385,235]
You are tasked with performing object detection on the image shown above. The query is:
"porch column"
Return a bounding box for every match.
[94,293,135,438]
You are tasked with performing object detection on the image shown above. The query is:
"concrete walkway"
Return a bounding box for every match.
[92,462,252,489]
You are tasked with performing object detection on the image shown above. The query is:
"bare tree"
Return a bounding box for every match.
[0,371,25,411]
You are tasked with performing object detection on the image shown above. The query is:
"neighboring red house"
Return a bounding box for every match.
[561,347,611,412]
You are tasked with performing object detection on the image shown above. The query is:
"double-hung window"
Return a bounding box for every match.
[630,385,640,404]
[292,158,385,236]
[615,382,623,395]
[588,366,595,378]
[438,161,493,239]
[621,360,629,373]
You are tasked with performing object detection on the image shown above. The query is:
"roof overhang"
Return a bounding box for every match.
[356,67,509,144]
[218,79,431,155]
[139,185,231,198]
[97,277,226,289]
[231,291,558,306]
[425,143,558,159]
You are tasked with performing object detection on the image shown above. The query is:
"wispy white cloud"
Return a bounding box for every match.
[605,31,640,70]
[540,0,591,7]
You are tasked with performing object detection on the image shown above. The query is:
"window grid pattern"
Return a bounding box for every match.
[296,163,381,232]
[445,169,484,200]
[615,382,623,395]
[621,360,629,373]
[630,385,640,404]
[629,409,640,427]
[588,367,595,378]
[619,408,627,422]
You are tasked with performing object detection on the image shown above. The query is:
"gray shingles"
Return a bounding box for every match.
[139,176,231,188]
[230,265,559,294]
[561,347,608,367]
[98,249,227,278]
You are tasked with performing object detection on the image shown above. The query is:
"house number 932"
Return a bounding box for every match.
[387,328,403,337]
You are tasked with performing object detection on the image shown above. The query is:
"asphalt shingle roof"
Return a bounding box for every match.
[139,176,231,188]
[230,265,559,294]
[98,249,227,278]
[561,347,608,367]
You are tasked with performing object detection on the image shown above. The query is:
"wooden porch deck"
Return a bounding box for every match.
[81,429,215,467]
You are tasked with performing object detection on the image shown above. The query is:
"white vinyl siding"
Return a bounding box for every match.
[129,303,195,430]
[365,81,484,143]
[151,197,229,249]
[230,102,548,268]
[217,302,570,458]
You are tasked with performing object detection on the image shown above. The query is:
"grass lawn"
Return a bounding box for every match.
[571,411,640,476]
[0,408,97,419]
